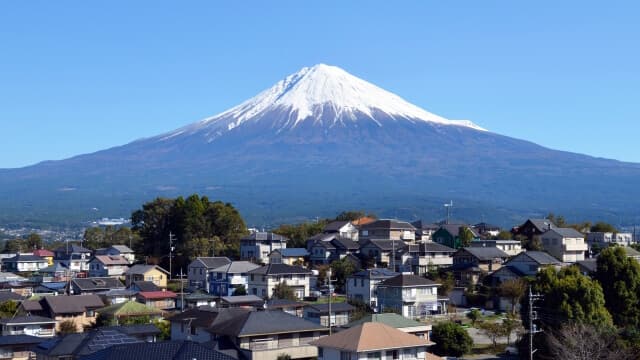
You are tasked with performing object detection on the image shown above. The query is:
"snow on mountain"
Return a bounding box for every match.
[160,64,485,141]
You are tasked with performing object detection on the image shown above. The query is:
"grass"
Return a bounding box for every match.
[306,295,347,304]
[470,343,507,355]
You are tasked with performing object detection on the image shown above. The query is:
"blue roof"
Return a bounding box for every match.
[276,248,309,257]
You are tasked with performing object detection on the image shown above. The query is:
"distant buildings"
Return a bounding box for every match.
[240,232,288,264]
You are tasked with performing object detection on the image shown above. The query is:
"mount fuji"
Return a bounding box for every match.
[2,64,640,226]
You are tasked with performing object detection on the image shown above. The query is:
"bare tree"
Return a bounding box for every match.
[499,278,526,315]
[545,323,637,360]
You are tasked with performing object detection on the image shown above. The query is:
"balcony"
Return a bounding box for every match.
[564,243,588,252]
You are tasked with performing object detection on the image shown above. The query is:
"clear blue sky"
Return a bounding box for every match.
[1,1,638,168]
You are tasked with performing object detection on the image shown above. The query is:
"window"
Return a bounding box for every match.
[87,310,95,317]
[250,274,254,281]
[340,351,351,360]
[318,348,323,358]
[190,326,197,335]
[366,351,380,360]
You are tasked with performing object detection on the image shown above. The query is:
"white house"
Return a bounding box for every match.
[377,274,441,319]
[586,232,633,249]
[187,257,231,292]
[322,221,359,241]
[247,263,312,299]
[240,232,288,264]
[1,254,49,272]
[541,228,588,262]
[95,245,136,264]
[88,255,130,277]
[469,239,523,257]
[346,268,399,309]
[397,242,456,275]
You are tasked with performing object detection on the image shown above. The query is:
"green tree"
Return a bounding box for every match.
[596,246,640,328]
[2,239,21,253]
[466,308,481,325]
[534,266,612,328]
[153,319,170,340]
[477,321,506,350]
[329,257,355,293]
[458,226,474,247]
[233,284,247,296]
[58,320,78,335]
[276,354,291,360]
[502,314,522,346]
[272,282,296,300]
[335,210,376,221]
[495,230,513,240]
[25,233,42,250]
[591,222,617,233]
[272,221,326,248]
[431,321,473,357]
[499,278,527,315]
[0,300,18,318]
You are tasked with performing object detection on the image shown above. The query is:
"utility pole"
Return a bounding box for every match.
[326,268,336,335]
[444,201,453,224]
[169,232,176,280]
[528,286,543,360]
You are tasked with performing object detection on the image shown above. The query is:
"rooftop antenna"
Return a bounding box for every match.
[444,201,453,224]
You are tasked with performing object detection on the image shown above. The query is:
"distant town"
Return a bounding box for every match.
[0,195,638,359]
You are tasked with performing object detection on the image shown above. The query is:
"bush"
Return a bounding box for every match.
[431,321,473,357]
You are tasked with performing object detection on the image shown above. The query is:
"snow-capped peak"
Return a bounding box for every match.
[161,64,485,141]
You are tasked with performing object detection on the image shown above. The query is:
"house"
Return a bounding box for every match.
[247,264,312,299]
[512,218,557,240]
[432,224,480,249]
[53,244,92,272]
[33,282,67,296]
[187,257,232,292]
[129,281,161,292]
[346,268,398,309]
[343,313,432,340]
[218,295,265,309]
[307,234,359,265]
[88,255,130,277]
[491,251,563,285]
[136,291,176,310]
[2,254,49,272]
[311,322,434,360]
[70,277,125,295]
[175,291,217,310]
[168,306,223,343]
[37,263,71,282]
[359,239,406,268]
[411,220,440,242]
[75,340,236,360]
[452,247,509,273]
[541,228,588,262]
[95,245,135,264]
[99,324,161,343]
[0,334,44,360]
[469,239,523,256]
[21,295,104,332]
[0,291,24,304]
[303,302,354,327]
[377,274,442,319]
[209,310,330,360]
[124,265,169,288]
[264,298,305,317]
[240,232,288,264]
[586,232,634,250]
[268,248,309,265]
[33,327,141,359]
[322,221,359,241]
[472,222,502,237]
[33,250,54,266]
[208,261,261,297]
[398,242,456,275]
[98,289,137,305]
[359,219,416,242]
[97,300,163,325]
[0,316,56,338]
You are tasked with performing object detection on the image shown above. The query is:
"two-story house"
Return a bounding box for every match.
[586,232,633,250]
[541,228,588,262]
[432,224,480,249]
[95,245,136,264]
[398,242,456,275]
[71,277,125,295]
[303,302,354,327]
[359,239,406,268]
[20,295,104,332]
[87,255,130,277]
[268,248,309,265]
[451,247,509,286]
[209,310,330,360]
[490,251,563,284]
[32,250,54,266]
[124,265,170,288]
[187,257,232,292]
[248,264,312,299]
[469,239,523,256]
[410,220,440,242]
[0,316,56,338]
[312,322,434,360]
[209,261,261,296]
[53,244,92,273]
[169,306,223,343]
[377,274,441,319]
[512,218,557,240]
[322,221,359,241]
[307,234,359,265]
[240,232,288,264]
[2,254,49,272]
[359,219,416,242]
[346,268,398,309]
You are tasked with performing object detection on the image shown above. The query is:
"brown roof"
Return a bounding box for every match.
[92,255,130,265]
[352,217,376,226]
[311,322,432,352]
[44,294,104,314]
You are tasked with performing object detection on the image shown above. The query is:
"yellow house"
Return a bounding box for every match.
[124,264,169,288]
[33,249,54,266]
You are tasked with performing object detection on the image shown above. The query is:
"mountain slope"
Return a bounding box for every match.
[1,64,639,227]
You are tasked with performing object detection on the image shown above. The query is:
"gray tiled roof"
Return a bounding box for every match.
[378,274,439,287]
[195,257,232,269]
[459,247,509,261]
[72,277,124,291]
[438,224,479,238]
[210,310,327,337]
[79,341,237,360]
[211,261,261,274]
[36,328,141,357]
[248,263,312,275]
[44,294,104,314]
[131,281,160,292]
[351,268,399,279]
[0,315,55,325]
[521,251,562,265]
[360,219,416,231]
[0,334,44,346]
[323,221,351,232]
[361,239,407,251]
[527,219,557,232]
[304,302,354,314]
[546,228,584,238]
[408,242,456,253]
[2,254,46,262]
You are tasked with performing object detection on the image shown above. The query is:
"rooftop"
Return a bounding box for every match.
[378,274,439,288]
[311,322,432,352]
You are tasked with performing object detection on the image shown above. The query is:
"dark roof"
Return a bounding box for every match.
[378,274,439,287]
[72,277,125,291]
[360,219,416,231]
[79,341,237,360]
[168,307,220,328]
[54,244,92,254]
[526,219,557,232]
[0,315,55,325]
[309,238,336,250]
[350,268,399,280]
[131,281,161,292]
[408,242,456,253]
[305,302,354,314]
[473,222,501,231]
[210,310,327,337]
[265,298,305,309]
[272,248,309,257]
[21,300,43,312]
[241,232,288,242]
[220,295,264,305]
[248,263,312,275]
[109,245,134,253]
[35,328,140,357]
[577,259,598,273]
[323,221,351,232]
[0,291,24,302]
[437,224,479,238]
[44,294,104,314]
[0,334,44,346]
[2,254,46,262]
[361,239,407,251]
[457,247,509,261]
[519,251,562,265]
[194,257,232,269]
[332,237,359,250]
[411,220,440,231]
[546,228,584,238]
[101,324,161,337]
[211,261,261,274]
